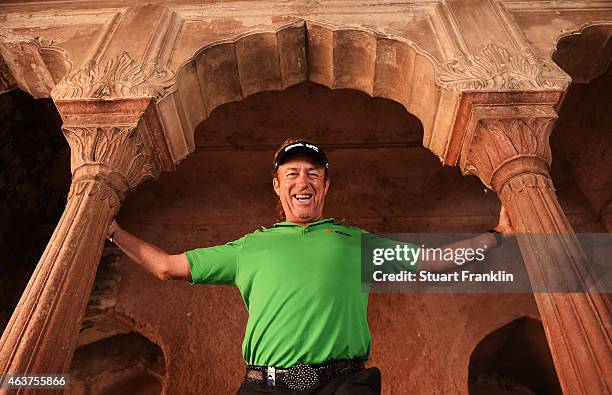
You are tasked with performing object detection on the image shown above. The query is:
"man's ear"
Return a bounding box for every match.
[324,177,331,195]
[273,177,280,197]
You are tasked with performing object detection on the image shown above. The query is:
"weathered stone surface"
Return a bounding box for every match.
[0,0,578,166]
[507,3,612,62]
[0,178,119,379]
[0,55,16,93]
[461,105,557,189]
[438,44,570,91]
[498,173,612,394]
[461,105,612,394]
[0,100,162,393]
[69,332,165,395]
[52,52,174,100]
[0,31,58,98]
[64,125,159,199]
[0,1,610,394]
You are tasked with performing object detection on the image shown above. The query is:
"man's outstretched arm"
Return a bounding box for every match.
[417,205,515,273]
[107,220,192,281]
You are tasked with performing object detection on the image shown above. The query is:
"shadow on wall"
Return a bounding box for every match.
[468,317,561,395]
[69,332,166,395]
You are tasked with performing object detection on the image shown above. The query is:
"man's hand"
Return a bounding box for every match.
[494,205,514,238]
[418,205,515,273]
[108,219,120,240]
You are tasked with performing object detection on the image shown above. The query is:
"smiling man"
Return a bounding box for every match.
[273,141,330,224]
[106,139,513,394]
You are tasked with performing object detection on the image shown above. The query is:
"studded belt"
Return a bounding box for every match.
[245,358,365,390]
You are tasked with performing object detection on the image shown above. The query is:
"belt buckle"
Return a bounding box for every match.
[284,364,318,390]
[266,366,276,386]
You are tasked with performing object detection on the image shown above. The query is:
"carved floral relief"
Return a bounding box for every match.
[464,116,555,186]
[63,126,159,199]
[52,52,174,100]
[438,44,571,91]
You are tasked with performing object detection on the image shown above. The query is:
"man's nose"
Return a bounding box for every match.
[296,173,308,186]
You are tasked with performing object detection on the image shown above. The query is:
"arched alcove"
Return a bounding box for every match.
[550,23,612,231]
[158,20,452,165]
[468,317,561,395]
[116,80,505,393]
[552,23,612,84]
[120,80,496,232]
[69,332,166,395]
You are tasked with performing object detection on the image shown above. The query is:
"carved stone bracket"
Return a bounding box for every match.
[0,29,64,98]
[52,52,175,100]
[437,44,571,91]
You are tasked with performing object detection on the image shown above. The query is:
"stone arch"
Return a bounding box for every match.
[550,22,612,229]
[158,20,444,165]
[69,331,167,395]
[468,316,561,395]
[552,23,612,84]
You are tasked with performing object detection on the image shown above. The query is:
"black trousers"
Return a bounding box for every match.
[236,367,381,395]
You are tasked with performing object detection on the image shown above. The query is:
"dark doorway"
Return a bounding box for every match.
[69,332,166,395]
[468,317,561,395]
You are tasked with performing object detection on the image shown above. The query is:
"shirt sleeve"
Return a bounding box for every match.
[185,235,247,285]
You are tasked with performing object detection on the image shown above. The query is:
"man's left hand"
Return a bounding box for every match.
[494,205,514,237]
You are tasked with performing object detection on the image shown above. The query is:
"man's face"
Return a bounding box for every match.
[273,154,330,224]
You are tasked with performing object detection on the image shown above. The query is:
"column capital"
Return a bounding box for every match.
[64,124,159,207]
[55,98,174,207]
[459,105,558,191]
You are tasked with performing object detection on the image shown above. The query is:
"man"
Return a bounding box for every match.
[107,139,514,394]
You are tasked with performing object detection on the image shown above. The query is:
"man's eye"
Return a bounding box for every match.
[308,172,320,177]
[286,172,298,177]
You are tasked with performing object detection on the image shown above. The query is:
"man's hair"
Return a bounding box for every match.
[272,137,329,222]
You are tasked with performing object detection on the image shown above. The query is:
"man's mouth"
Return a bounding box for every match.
[293,194,313,202]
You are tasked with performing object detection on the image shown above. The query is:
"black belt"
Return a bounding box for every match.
[245,358,365,390]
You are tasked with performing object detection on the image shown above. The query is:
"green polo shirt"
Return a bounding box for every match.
[185,218,418,368]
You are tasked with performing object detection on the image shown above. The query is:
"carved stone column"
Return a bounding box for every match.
[462,105,612,394]
[0,104,160,391]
